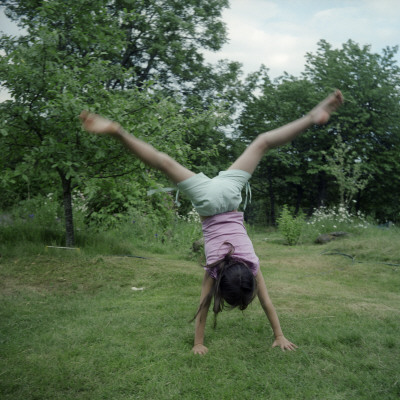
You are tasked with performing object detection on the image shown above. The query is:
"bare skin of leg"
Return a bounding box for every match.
[228,90,344,175]
[79,111,195,184]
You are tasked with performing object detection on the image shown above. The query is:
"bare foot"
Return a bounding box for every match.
[79,111,120,135]
[309,90,344,125]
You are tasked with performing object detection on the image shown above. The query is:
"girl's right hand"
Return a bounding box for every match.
[272,335,298,351]
[192,344,209,355]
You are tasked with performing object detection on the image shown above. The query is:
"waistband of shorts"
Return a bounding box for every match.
[176,172,209,190]
[217,169,252,179]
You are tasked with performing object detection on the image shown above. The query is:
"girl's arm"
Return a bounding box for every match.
[192,272,214,355]
[256,270,298,351]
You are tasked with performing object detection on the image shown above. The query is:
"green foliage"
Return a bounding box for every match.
[238,68,337,224]
[277,205,304,245]
[0,195,65,253]
[2,0,400,243]
[238,40,400,224]
[73,214,203,259]
[0,195,203,260]
[0,0,233,246]
[0,1,129,245]
[13,194,62,226]
[323,133,370,207]
[304,39,400,221]
[1,0,232,103]
[81,179,143,229]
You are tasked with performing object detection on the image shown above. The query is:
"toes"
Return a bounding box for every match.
[79,110,89,121]
[335,90,344,104]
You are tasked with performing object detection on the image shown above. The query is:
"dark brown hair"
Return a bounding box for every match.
[193,243,257,327]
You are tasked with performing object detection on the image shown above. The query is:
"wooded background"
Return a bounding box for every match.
[1,0,399,246]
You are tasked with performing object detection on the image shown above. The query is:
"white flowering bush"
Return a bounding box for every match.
[175,208,202,253]
[177,208,201,224]
[71,190,88,213]
[303,203,371,240]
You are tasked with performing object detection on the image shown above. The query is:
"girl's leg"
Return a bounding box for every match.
[228,90,344,174]
[80,111,195,184]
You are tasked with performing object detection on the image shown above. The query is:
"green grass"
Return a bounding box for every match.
[1,227,399,399]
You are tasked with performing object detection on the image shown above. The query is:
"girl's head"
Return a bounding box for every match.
[213,259,257,313]
[193,244,257,325]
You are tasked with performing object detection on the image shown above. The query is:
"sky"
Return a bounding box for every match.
[1,0,400,101]
[203,0,400,79]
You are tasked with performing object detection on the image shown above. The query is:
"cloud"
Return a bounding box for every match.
[224,0,280,27]
[203,1,317,77]
[364,0,400,20]
[203,25,314,78]
[203,0,400,78]
[0,90,12,103]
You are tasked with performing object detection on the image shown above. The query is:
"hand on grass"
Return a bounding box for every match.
[272,335,298,351]
[192,344,209,355]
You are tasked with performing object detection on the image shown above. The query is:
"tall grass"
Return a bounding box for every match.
[0,197,203,260]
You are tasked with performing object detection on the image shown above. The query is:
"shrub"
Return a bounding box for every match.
[277,205,304,245]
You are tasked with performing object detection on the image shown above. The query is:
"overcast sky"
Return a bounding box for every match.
[1,0,400,101]
[203,0,400,79]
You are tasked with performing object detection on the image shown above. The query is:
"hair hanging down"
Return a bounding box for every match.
[193,243,257,327]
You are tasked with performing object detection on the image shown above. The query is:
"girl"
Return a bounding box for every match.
[80,90,344,355]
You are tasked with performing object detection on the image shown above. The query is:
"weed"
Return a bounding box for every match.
[277,205,304,245]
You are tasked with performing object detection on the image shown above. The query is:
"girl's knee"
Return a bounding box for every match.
[254,133,270,153]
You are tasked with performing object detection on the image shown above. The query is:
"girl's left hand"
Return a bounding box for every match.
[272,336,298,351]
[192,344,209,355]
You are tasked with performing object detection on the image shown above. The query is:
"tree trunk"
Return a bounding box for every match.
[294,184,303,215]
[317,171,327,208]
[59,170,75,247]
[267,167,276,225]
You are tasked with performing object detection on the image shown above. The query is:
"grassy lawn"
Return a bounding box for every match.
[1,229,399,399]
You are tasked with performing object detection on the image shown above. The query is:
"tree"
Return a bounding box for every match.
[237,67,334,223]
[0,0,227,245]
[323,133,370,208]
[304,40,400,221]
[238,40,400,224]
[1,2,124,245]
[1,0,230,96]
